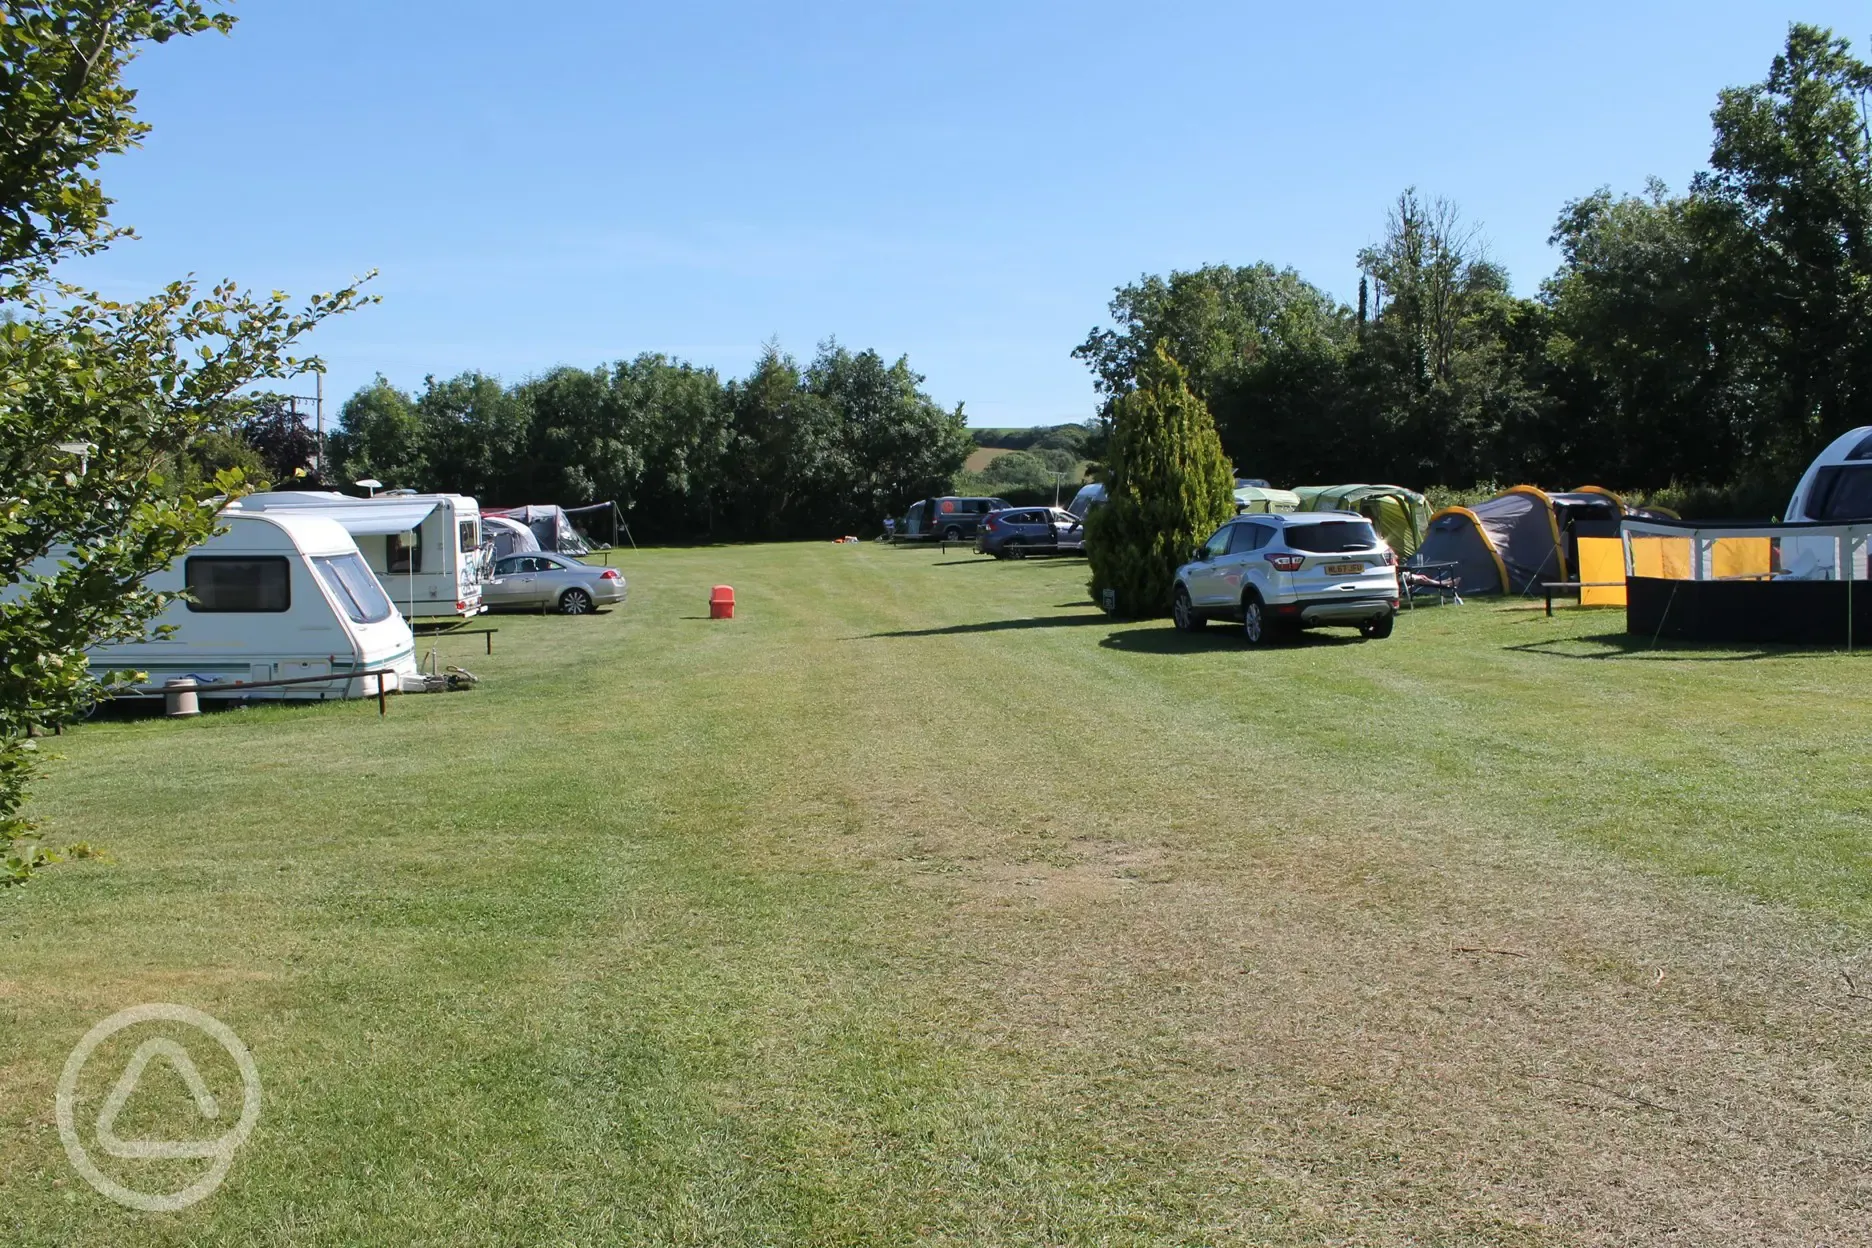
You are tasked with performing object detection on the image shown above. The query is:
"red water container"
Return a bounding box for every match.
[710,585,735,619]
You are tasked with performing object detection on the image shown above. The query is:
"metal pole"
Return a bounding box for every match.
[315,371,325,480]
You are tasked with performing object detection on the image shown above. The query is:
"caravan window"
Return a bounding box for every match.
[459,519,478,552]
[386,530,423,574]
[1807,466,1872,521]
[313,554,395,624]
[185,557,290,612]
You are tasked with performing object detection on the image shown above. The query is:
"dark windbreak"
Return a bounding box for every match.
[1286,521,1379,552]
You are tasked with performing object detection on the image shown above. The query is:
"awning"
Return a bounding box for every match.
[272,500,440,536]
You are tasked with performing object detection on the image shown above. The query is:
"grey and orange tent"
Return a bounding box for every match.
[1414,486,1627,595]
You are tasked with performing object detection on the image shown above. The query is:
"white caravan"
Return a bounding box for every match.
[1786,426,1872,523]
[75,512,418,700]
[1781,426,1872,578]
[225,491,485,619]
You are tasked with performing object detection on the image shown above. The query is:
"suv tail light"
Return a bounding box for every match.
[1379,550,1397,566]
[1265,553,1305,572]
[599,569,620,580]
[985,516,999,530]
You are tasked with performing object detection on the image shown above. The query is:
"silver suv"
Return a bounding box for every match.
[1172,513,1398,643]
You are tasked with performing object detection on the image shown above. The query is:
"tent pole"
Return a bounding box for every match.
[1844,533,1854,654]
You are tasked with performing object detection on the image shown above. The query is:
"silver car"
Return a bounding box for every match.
[483,552,626,615]
[1172,512,1398,643]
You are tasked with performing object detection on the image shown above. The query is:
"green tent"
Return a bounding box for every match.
[1232,484,1301,513]
[1293,484,1432,558]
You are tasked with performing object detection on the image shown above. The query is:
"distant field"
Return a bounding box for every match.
[4,544,1872,1245]
[964,446,1015,472]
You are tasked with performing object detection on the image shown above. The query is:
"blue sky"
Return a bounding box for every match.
[72,1,1870,427]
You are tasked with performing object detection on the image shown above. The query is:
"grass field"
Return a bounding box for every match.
[4,541,1871,1246]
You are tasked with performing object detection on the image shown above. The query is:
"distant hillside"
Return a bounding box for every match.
[964,446,1016,472]
[970,422,1091,454]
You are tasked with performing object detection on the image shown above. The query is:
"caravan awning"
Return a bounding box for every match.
[284,500,440,536]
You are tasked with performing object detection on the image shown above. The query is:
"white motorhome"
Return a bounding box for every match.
[1781,426,1872,578]
[71,512,418,700]
[225,491,485,620]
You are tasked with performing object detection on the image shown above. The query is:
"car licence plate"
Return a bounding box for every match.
[1325,562,1365,575]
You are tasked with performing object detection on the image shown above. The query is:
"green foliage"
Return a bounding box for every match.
[0,1,233,281]
[172,426,269,491]
[0,3,370,885]
[1694,24,1872,479]
[1540,183,1729,485]
[330,342,971,541]
[1074,24,1871,504]
[1084,346,1235,617]
[1421,483,1504,513]
[1628,478,1797,522]
[977,450,1056,489]
[970,423,1092,456]
[329,375,426,487]
[416,370,532,500]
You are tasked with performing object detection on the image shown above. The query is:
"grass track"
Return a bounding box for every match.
[3,540,1870,1245]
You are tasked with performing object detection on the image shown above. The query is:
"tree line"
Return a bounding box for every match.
[1075,24,1872,516]
[321,342,971,542]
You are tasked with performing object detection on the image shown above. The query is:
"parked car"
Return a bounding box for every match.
[918,496,1012,542]
[976,507,1085,558]
[483,552,626,615]
[1172,512,1398,643]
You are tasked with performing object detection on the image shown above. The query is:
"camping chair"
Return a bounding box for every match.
[1403,561,1462,607]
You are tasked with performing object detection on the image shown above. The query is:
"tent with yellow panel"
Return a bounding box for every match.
[1414,484,1630,595]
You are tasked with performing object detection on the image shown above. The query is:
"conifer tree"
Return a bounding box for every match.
[1085,344,1236,616]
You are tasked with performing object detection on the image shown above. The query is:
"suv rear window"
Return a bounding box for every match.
[1284,521,1379,552]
